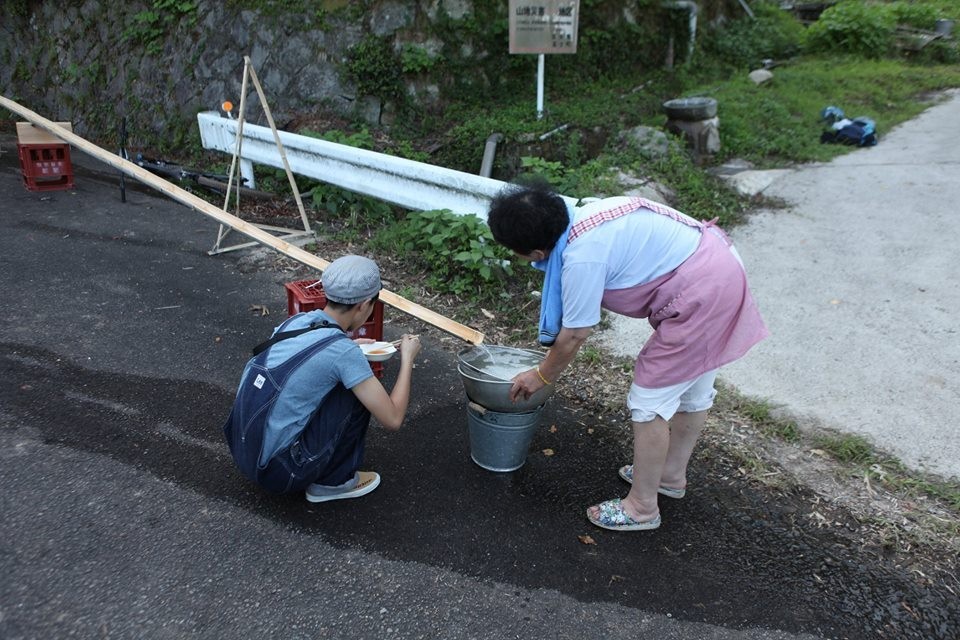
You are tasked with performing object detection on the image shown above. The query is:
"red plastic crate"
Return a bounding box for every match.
[17,143,75,192]
[284,279,386,378]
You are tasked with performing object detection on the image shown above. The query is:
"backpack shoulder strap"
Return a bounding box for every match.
[251,319,342,356]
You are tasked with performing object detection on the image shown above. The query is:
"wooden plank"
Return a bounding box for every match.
[0,94,485,345]
[16,121,73,144]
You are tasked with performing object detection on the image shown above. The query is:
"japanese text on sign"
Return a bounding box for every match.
[509,0,580,54]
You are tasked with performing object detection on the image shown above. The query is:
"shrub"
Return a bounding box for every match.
[344,35,403,102]
[888,1,941,30]
[372,209,515,298]
[803,1,896,58]
[699,1,805,69]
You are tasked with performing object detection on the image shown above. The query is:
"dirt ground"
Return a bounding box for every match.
[238,194,960,608]
[3,142,958,637]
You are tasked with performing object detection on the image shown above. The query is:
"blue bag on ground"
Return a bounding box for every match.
[820,106,878,147]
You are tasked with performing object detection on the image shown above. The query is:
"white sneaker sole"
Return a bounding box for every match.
[305,473,381,503]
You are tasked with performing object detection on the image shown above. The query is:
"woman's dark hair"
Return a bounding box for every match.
[487,181,569,255]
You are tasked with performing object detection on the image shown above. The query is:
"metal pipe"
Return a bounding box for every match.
[663,1,698,63]
[539,123,569,141]
[536,54,545,120]
[479,133,503,178]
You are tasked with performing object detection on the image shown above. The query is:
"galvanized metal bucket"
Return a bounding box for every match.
[466,402,543,472]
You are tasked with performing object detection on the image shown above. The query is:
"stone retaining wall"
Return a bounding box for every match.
[0,1,703,153]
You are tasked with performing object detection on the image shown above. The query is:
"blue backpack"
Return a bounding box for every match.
[820,106,878,147]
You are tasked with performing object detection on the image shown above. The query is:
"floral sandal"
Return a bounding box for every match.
[586,498,661,531]
[618,465,687,499]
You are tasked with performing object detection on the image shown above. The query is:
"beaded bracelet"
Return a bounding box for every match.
[536,367,552,386]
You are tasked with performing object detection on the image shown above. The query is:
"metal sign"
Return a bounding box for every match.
[509,0,580,54]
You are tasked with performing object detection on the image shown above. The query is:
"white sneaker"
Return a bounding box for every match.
[305,471,380,503]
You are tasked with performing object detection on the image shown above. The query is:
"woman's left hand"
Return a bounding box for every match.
[509,368,544,402]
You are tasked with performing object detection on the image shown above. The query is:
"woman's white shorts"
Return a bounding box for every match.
[627,368,719,423]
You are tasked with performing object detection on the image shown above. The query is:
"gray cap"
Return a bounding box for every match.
[322,255,381,304]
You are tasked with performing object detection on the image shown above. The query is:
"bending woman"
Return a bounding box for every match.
[487,184,768,532]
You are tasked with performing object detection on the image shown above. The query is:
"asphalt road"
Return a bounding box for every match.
[599,89,960,481]
[1,133,956,639]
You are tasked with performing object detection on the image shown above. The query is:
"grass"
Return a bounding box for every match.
[577,345,604,367]
[705,385,960,558]
[715,386,802,443]
[692,58,960,167]
[811,433,960,512]
[713,381,959,511]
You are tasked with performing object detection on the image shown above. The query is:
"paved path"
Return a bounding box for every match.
[599,89,960,480]
[4,104,958,636]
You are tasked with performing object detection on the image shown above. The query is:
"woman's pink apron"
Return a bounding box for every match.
[571,197,768,388]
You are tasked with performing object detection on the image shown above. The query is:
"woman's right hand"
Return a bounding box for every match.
[509,368,544,402]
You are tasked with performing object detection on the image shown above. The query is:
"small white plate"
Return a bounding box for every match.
[360,341,396,362]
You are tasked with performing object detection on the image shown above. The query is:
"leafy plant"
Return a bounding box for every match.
[123,0,198,57]
[803,1,896,58]
[400,44,437,74]
[577,345,604,366]
[344,35,403,102]
[308,183,393,229]
[888,1,941,30]
[698,1,804,70]
[302,127,375,150]
[372,209,514,298]
[519,157,577,194]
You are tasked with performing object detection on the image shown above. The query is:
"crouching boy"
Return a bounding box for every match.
[223,255,421,502]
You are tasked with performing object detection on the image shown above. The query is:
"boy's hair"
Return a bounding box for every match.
[325,294,377,314]
[487,181,568,255]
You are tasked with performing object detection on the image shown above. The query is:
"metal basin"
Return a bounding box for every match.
[458,363,555,413]
[663,97,717,121]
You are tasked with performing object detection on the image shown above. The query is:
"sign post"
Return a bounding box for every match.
[508,1,580,120]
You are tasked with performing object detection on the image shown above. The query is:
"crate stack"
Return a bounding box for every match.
[284,279,387,379]
[16,122,75,192]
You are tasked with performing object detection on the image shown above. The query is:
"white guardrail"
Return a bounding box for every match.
[198,111,518,219]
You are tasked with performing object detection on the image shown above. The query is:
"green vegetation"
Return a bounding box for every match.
[813,433,960,511]
[344,35,404,104]
[123,0,198,57]
[804,1,899,58]
[698,1,805,70]
[400,44,438,74]
[370,209,517,299]
[577,345,605,367]
[269,0,960,302]
[804,0,957,59]
[718,390,801,443]
[705,60,960,166]
[717,384,960,513]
